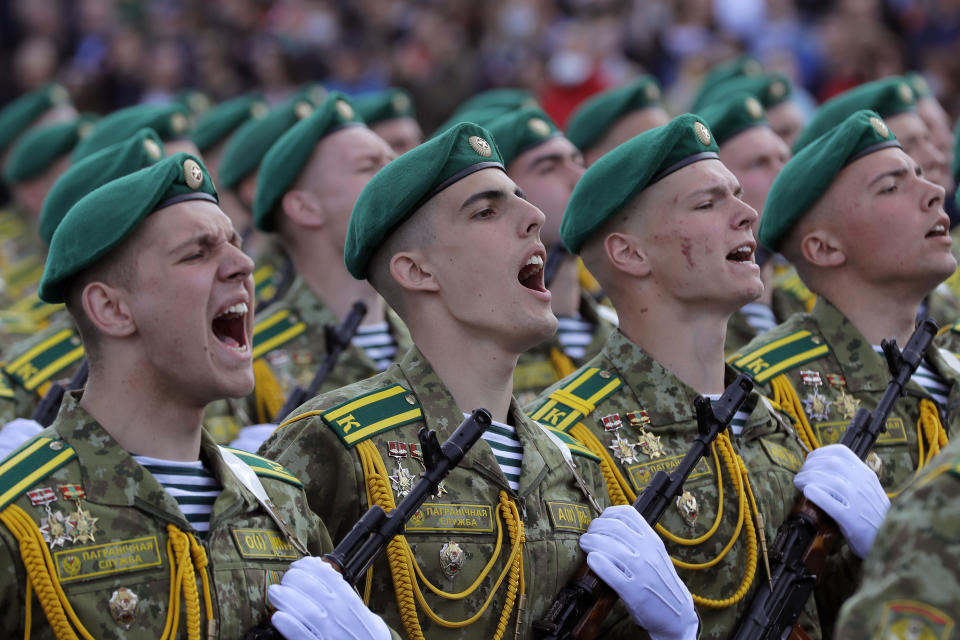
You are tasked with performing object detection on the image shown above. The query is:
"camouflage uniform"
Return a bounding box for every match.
[527,329,822,638]
[731,298,960,495]
[0,392,332,638]
[834,436,960,639]
[259,345,635,639]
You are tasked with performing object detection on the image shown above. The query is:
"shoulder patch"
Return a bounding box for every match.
[540,424,601,462]
[529,367,622,431]
[3,328,84,392]
[0,437,76,510]
[221,448,304,488]
[730,330,830,384]
[251,308,307,360]
[876,601,954,640]
[321,384,422,448]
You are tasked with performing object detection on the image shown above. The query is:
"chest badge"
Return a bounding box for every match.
[626,410,664,459]
[387,441,416,498]
[59,484,98,544]
[440,541,465,580]
[866,451,883,476]
[40,509,74,549]
[802,387,832,422]
[676,490,699,527]
[608,431,639,465]
[109,587,139,630]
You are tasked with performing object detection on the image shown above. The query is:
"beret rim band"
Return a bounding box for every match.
[846,140,902,166]
[418,161,505,209]
[155,192,219,211]
[650,151,719,185]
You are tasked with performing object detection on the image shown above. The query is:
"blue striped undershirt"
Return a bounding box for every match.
[467,413,524,491]
[133,455,221,537]
[873,345,950,407]
[556,314,596,360]
[351,322,398,371]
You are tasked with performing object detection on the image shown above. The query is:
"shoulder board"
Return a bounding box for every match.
[729,330,831,384]
[529,367,622,432]
[251,308,307,360]
[253,264,281,304]
[321,384,423,448]
[0,437,76,510]
[775,272,817,310]
[540,424,601,462]
[3,328,85,392]
[220,447,303,488]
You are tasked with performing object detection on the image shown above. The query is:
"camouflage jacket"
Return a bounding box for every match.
[527,329,822,639]
[731,298,960,495]
[0,392,331,639]
[259,345,640,639]
[834,437,960,639]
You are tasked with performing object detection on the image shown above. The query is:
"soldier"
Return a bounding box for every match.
[355,88,424,155]
[0,153,389,639]
[0,83,77,169]
[906,72,954,191]
[527,113,885,637]
[260,121,697,639]
[71,102,199,162]
[731,110,960,498]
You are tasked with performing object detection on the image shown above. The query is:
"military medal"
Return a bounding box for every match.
[676,490,698,527]
[387,441,416,498]
[439,541,465,580]
[59,484,98,544]
[800,372,832,422]
[626,410,664,458]
[600,414,623,431]
[39,509,74,549]
[626,411,651,429]
[608,431,639,465]
[409,443,446,496]
[109,587,139,630]
[826,375,860,420]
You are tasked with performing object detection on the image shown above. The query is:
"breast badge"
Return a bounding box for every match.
[439,541,465,580]
[676,490,698,527]
[109,587,139,630]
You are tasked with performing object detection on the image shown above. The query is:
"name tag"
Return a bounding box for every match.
[55,536,162,583]
[232,528,298,560]
[406,503,494,534]
[546,501,593,532]
[627,453,712,493]
[760,439,803,472]
[815,417,907,446]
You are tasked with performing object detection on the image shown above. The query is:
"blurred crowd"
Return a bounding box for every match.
[2,0,960,133]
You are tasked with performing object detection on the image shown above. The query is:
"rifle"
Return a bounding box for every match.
[324,408,492,585]
[273,301,367,423]
[534,373,755,640]
[733,318,938,640]
[31,359,89,427]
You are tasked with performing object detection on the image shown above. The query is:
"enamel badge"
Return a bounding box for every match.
[676,490,698,527]
[802,387,832,422]
[608,432,639,465]
[440,541,465,580]
[109,587,139,629]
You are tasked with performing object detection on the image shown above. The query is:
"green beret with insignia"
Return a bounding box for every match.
[72,103,192,162]
[486,106,561,167]
[759,109,900,252]
[566,76,664,152]
[41,152,217,303]
[192,93,268,152]
[218,96,314,190]
[254,92,364,231]
[175,88,213,116]
[0,83,71,157]
[691,55,765,112]
[3,116,95,184]
[454,88,538,116]
[356,88,415,125]
[346,121,504,279]
[695,72,793,112]
[40,128,165,246]
[697,92,767,146]
[793,77,915,153]
[561,113,719,253]
[905,71,933,100]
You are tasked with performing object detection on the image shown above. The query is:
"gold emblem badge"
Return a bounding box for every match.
[143,138,162,161]
[528,117,551,137]
[769,80,787,99]
[637,429,665,459]
[189,93,211,114]
[183,159,204,190]
[835,389,860,420]
[392,93,411,113]
[468,135,492,157]
[866,451,883,476]
[109,587,139,630]
[60,553,81,577]
[336,99,355,121]
[69,503,99,544]
[608,432,639,465]
[676,490,698,526]
[898,82,914,104]
[745,97,763,120]
[870,116,889,138]
[294,101,313,120]
[40,510,74,549]
[170,112,189,134]
[694,121,711,146]
[250,102,269,119]
[802,387,832,422]
[439,541,465,580]
[645,83,661,101]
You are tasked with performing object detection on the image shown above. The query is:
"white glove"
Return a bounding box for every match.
[793,444,889,558]
[228,424,277,453]
[0,418,43,460]
[268,556,390,640]
[579,505,698,640]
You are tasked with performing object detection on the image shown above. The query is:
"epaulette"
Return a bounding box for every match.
[540,423,601,462]
[253,264,280,304]
[729,330,831,384]
[318,384,423,448]
[774,271,817,312]
[251,307,307,360]
[528,367,623,432]
[3,328,84,393]
[221,447,304,488]
[0,437,76,510]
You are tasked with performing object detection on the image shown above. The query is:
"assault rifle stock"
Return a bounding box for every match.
[324,408,492,586]
[533,373,755,640]
[31,359,89,427]
[733,318,938,640]
[273,300,367,423]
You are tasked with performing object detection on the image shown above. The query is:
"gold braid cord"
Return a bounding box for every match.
[355,440,525,640]
[253,358,286,424]
[548,347,578,380]
[769,375,817,452]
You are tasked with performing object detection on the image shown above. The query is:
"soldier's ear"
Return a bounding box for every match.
[604,231,650,278]
[281,189,325,229]
[389,250,439,294]
[81,281,136,338]
[799,229,845,268]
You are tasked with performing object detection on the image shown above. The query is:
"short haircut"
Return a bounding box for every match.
[366,201,437,316]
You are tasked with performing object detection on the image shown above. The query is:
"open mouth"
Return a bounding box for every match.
[725,244,755,263]
[926,223,948,239]
[518,254,546,292]
[212,302,249,351]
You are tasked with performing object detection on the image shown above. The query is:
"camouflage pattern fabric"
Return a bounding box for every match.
[259,345,637,639]
[0,391,332,638]
[834,437,960,639]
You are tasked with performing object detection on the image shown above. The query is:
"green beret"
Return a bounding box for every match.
[905,72,933,100]
[759,110,900,252]
[691,55,765,112]
[356,88,415,125]
[41,152,217,303]
[454,89,538,116]
[561,113,719,253]
[217,96,314,190]
[346,121,504,279]
[72,103,192,162]
[254,92,364,231]
[697,92,767,146]
[3,117,94,184]
[298,83,329,106]
[192,93,268,152]
[695,73,793,112]
[175,88,213,116]
[793,77,915,153]
[486,106,561,167]
[40,128,165,246]
[0,83,71,156]
[566,76,664,152]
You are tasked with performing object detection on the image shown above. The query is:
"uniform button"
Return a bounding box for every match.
[405,394,417,405]
[49,441,63,451]
[598,370,611,379]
